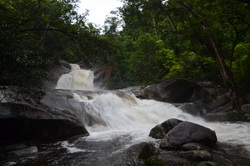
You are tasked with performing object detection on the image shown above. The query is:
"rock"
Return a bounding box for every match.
[182,142,211,151]
[241,104,250,120]
[208,93,231,110]
[123,86,145,99]
[142,78,202,103]
[0,144,26,153]
[148,125,165,139]
[126,142,149,156]
[43,60,71,90]
[149,118,182,139]
[42,90,108,127]
[178,102,208,117]
[8,146,38,157]
[180,150,213,161]
[3,161,17,166]
[241,104,250,112]
[204,112,237,122]
[160,121,217,149]
[138,142,158,159]
[0,102,89,143]
[198,161,218,166]
[149,151,191,166]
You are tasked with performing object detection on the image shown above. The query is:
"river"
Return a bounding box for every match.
[4,64,250,165]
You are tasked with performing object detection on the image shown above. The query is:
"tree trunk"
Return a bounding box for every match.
[209,38,240,109]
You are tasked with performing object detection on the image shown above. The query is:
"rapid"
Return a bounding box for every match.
[20,63,248,166]
[55,64,250,151]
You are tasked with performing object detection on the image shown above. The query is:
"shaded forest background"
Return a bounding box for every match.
[0,0,250,106]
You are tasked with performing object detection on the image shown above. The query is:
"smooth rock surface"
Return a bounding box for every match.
[160,121,217,149]
[149,118,182,139]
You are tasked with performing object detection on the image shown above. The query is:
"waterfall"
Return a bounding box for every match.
[55,64,250,152]
[56,64,95,90]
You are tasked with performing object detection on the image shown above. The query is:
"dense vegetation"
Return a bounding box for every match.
[0,0,116,100]
[105,0,250,109]
[1,0,250,107]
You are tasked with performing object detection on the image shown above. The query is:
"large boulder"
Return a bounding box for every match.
[142,78,202,103]
[149,118,182,139]
[0,102,89,144]
[42,90,109,127]
[160,121,217,149]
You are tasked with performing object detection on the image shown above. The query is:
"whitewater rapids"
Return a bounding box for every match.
[56,64,250,153]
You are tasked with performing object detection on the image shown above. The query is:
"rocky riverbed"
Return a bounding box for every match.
[1,61,250,166]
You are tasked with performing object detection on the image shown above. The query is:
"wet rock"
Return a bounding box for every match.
[149,124,165,139]
[198,161,218,166]
[180,150,213,161]
[149,151,191,166]
[8,146,38,157]
[241,104,250,120]
[149,118,182,139]
[178,102,208,116]
[0,102,89,143]
[208,93,231,110]
[43,60,71,90]
[182,142,211,151]
[142,78,202,103]
[123,86,145,99]
[138,142,158,159]
[204,112,238,122]
[0,144,27,153]
[42,90,109,127]
[241,103,250,112]
[126,142,149,156]
[160,121,217,149]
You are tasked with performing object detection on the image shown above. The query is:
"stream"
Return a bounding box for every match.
[3,64,250,166]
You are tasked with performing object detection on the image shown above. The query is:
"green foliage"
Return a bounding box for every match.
[2,0,249,99]
[106,0,250,96]
[232,42,250,93]
[0,0,117,100]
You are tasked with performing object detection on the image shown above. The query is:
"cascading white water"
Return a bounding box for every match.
[56,64,250,153]
[73,92,250,151]
[56,64,95,90]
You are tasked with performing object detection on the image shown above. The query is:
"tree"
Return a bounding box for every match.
[164,0,250,108]
[114,0,250,109]
[0,0,117,100]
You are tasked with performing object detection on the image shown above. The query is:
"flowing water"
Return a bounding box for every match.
[50,64,250,165]
[3,64,250,165]
[55,64,250,149]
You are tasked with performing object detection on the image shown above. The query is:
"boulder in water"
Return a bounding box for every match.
[142,78,202,103]
[149,118,182,139]
[0,102,89,144]
[160,121,217,149]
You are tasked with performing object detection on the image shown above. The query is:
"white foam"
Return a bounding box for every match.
[56,64,95,90]
[56,64,250,152]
